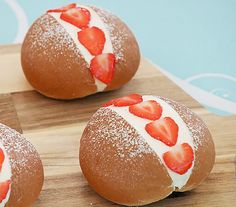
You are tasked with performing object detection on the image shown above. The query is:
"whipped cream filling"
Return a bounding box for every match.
[48,4,114,92]
[108,95,195,189]
[0,142,12,207]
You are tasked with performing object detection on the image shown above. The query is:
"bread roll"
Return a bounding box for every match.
[79,94,215,206]
[21,3,140,99]
[0,124,44,207]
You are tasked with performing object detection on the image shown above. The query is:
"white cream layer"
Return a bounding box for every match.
[0,142,12,207]
[108,95,195,189]
[48,4,114,92]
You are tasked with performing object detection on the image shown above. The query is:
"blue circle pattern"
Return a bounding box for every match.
[0,1,18,43]
[1,0,236,116]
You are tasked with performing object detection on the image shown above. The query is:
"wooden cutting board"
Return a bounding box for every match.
[0,44,235,207]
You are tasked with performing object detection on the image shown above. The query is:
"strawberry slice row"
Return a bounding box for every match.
[47,3,116,85]
[103,94,194,175]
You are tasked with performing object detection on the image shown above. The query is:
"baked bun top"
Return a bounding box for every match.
[100,94,215,190]
[47,3,116,91]
[22,3,140,98]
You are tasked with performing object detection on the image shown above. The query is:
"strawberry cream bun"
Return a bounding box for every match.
[0,124,44,207]
[79,94,215,206]
[21,3,140,99]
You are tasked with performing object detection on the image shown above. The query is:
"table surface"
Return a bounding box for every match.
[1,0,236,115]
[0,44,235,206]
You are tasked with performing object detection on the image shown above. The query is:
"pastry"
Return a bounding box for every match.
[21,3,140,99]
[79,94,215,206]
[0,124,44,207]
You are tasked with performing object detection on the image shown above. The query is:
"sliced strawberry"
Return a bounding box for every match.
[90,53,115,84]
[113,94,143,107]
[103,99,116,107]
[0,180,11,202]
[60,7,91,29]
[0,148,5,172]
[163,143,194,175]
[145,117,178,146]
[129,100,162,120]
[103,94,143,107]
[78,27,106,55]
[47,3,76,13]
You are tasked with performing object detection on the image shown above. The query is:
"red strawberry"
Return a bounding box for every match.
[0,180,11,202]
[103,99,116,107]
[0,148,5,171]
[113,94,143,107]
[78,27,106,55]
[103,94,143,107]
[145,117,179,146]
[163,143,194,175]
[129,100,162,120]
[90,53,115,84]
[60,7,91,29]
[47,3,76,13]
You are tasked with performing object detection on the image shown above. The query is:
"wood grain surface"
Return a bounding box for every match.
[0,44,235,207]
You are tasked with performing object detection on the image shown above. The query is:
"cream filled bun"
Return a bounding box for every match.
[79,94,215,206]
[0,124,44,207]
[21,3,140,99]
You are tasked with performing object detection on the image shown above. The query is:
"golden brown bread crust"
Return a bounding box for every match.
[21,14,97,100]
[21,6,140,100]
[80,108,173,206]
[79,97,215,206]
[0,124,44,207]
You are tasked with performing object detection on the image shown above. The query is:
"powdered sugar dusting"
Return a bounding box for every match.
[47,4,115,92]
[80,108,170,196]
[93,8,128,61]
[0,124,42,196]
[86,108,154,159]
[107,95,195,189]
[25,14,84,68]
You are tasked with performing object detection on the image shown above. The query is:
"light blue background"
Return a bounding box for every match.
[1,0,236,115]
